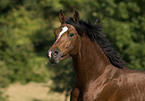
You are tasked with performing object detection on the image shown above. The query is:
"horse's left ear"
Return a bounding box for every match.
[59,10,66,23]
[73,10,79,23]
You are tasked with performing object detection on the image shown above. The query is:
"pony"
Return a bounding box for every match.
[48,10,145,101]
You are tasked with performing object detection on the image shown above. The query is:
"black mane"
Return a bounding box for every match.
[64,17,126,69]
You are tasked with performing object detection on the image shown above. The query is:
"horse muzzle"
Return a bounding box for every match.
[47,47,62,64]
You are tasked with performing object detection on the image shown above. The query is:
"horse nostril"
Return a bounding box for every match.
[53,50,59,56]
[50,47,60,57]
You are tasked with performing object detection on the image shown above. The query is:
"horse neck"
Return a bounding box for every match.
[72,35,113,86]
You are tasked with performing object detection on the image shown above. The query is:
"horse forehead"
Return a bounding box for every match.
[56,24,76,34]
[55,26,68,42]
[59,26,68,36]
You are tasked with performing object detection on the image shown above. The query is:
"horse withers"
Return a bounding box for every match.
[48,10,145,101]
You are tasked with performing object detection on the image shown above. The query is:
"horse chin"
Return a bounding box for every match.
[49,54,70,64]
[49,57,61,64]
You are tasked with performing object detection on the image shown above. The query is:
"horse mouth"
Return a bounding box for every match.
[48,54,69,64]
[48,54,61,64]
[49,57,60,64]
[60,54,70,60]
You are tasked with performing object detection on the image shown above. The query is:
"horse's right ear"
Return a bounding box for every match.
[59,10,66,23]
[73,10,79,23]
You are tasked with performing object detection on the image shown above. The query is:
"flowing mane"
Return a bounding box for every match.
[64,17,126,69]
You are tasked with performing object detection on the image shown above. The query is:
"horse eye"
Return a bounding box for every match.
[68,33,74,37]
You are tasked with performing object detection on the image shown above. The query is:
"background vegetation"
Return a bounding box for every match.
[0,0,144,100]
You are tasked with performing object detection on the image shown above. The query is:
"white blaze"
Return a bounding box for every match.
[49,51,52,58]
[56,26,68,42]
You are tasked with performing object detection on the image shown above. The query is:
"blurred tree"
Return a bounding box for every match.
[0,7,50,84]
[0,61,9,101]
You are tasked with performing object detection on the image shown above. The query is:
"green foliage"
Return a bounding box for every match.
[0,62,9,100]
[0,91,7,101]
[0,6,49,84]
[0,5,50,100]
[48,58,75,92]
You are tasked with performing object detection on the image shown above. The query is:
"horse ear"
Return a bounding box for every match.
[59,10,66,23]
[73,10,79,23]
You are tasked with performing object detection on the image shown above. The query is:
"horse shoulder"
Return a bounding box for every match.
[83,70,123,101]
[111,70,145,101]
[83,68,145,101]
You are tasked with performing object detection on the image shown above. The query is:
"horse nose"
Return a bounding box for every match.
[48,47,60,59]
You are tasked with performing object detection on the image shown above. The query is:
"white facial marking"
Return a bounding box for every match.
[49,51,52,58]
[56,26,68,42]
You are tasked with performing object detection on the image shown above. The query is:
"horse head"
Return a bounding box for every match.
[48,10,81,64]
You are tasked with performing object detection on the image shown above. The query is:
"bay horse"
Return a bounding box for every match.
[48,10,145,101]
